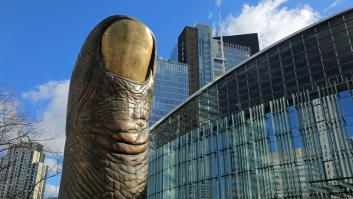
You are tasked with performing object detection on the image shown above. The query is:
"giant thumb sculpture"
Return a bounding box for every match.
[58,15,156,199]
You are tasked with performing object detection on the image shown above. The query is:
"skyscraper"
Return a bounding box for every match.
[0,142,47,199]
[177,24,259,95]
[178,26,200,95]
[150,58,189,126]
[148,7,353,198]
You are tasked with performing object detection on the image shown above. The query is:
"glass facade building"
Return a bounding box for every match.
[196,24,251,88]
[197,24,214,88]
[150,58,189,125]
[177,24,255,95]
[148,7,353,198]
[213,40,251,79]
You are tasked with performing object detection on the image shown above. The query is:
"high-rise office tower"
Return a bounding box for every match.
[177,24,259,95]
[0,142,47,199]
[148,7,353,198]
[178,26,200,95]
[150,58,189,126]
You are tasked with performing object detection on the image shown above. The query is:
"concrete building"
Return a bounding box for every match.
[0,142,47,199]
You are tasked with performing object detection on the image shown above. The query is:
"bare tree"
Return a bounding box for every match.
[0,93,32,153]
[0,90,62,199]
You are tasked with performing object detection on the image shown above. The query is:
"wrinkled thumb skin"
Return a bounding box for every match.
[58,15,156,199]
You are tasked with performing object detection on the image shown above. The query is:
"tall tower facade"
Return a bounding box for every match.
[178,26,199,95]
[0,142,47,199]
[178,24,258,95]
[150,58,189,126]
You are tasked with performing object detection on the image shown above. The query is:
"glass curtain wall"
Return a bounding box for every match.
[150,59,189,126]
[151,9,353,148]
[213,39,251,79]
[197,24,214,88]
[148,81,353,199]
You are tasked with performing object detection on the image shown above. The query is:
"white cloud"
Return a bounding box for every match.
[22,80,70,153]
[44,184,59,198]
[45,157,63,174]
[324,0,341,12]
[222,0,320,49]
[215,0,222,7]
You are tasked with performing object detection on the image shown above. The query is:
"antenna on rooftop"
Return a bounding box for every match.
[217,7,226,74]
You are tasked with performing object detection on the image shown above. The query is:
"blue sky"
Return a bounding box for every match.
[1,0,353,197]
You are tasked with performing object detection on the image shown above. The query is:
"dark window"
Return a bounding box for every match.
[332,31,348,41]
[292,44,305,54]
[268,48,279,57]
[248,77,258,85]
[298,76,311,85]
[294,53,306,62]
[310,63,324,73]
[345,11,353,20]
[269,55,280,63]
[279,41,290,51]
[291,35,302,45]
[296,68,309,77]
[336,45,352,56]
[250,98,261,107]
[345,18,353,28]
[260,82,271,90]
[338,53,353,64]
[238,87,248,94]
[271,78,283,88]
[284,71,296,80]
[330,16,344,26]
[273,91,284,98]
[308,56,322,65]
[285,79,297,89]
[305,40,319,49]
[269,62,280,71]
[316,22,329,32]
[271,68,282,78]
[311,71,325,81]
[261,88,272,96]
[247,68,257,79]
[348,27,353,35]
[322,51,336,61]
[283,64,295,73]
[320,44,335,54]
[281,58,292,65]
[303,29,316,41]
[318,36,333,46]
[237,74,246,83]
[281,50,292,59]
[340,60,353,73]
[258,71,269,79]
[334,38,350,48]
[307,48,320,58]
[238,80,247,88]
[326,67,340,77]
[295,61,308,70]
[239,94,249,102]
[317,29,331,39]
[324,59,339,73]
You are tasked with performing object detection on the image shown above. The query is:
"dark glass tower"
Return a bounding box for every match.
[214,33,260,55]
[178,24,259,96]
[178,26,200,95]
